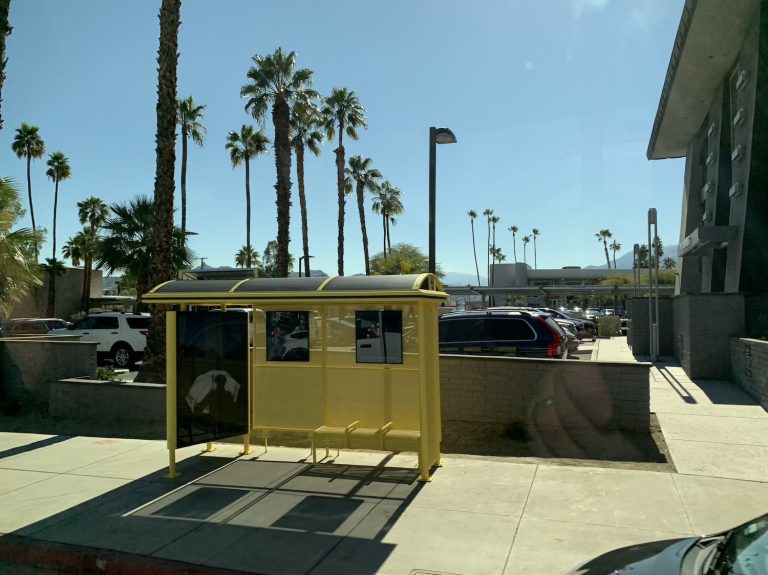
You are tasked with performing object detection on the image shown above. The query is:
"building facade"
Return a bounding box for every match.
[646,0,766,376]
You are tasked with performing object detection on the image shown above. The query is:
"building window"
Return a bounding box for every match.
[355,310,403,364]
[266,311,309,362]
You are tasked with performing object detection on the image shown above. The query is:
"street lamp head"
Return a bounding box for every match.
[433,127,457,145]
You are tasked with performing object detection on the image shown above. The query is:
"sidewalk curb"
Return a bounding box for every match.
[0,534,262,575]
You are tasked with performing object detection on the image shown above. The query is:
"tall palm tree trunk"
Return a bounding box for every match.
[273,99,292,277]
[512,234,517,263]
[335,143,345,276]
[486,220,491,286]
[533,237,538,269]
[355,181,370,275]
[245,156,252,267]
[295,144,310,277]
[491,222,497,286]
[0,0,9,132]
[81,254,90,311]
[25,156,36,237]
[180,124,188,239]
[382,214,387,258]
[470,220,480,285]
[603,240,611,269]
[146,0,181,374]
[51,180,58,260]
[46,179,59,317]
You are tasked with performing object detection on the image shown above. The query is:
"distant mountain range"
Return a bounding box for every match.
[442,271,487,286]
[585,242,679,270]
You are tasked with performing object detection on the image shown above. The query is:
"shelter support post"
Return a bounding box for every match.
[165,310,180,479]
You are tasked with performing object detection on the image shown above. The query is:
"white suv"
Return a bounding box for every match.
[57,312,150,368]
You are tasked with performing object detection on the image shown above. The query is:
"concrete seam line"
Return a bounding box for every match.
[0,534,262,575]
[502,464,539,573]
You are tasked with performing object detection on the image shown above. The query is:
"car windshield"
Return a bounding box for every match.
[710,515,768,575]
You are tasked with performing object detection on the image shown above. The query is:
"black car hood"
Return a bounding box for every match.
[568,537,699,574]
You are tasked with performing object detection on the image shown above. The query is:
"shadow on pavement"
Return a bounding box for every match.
[6,452,423,575]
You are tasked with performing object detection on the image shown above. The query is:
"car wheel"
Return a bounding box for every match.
[112,343,133,368]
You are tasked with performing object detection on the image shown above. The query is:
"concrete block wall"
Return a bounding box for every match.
[731,338,768,410]
[440,355,651,434]
[673,293,744,379]
[0,338,97,405]
[628,297,674,356]
[49,379,165,422]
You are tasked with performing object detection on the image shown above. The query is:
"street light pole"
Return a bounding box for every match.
[428,126,457,275]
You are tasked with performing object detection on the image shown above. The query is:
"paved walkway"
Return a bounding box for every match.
[1,339,767,574]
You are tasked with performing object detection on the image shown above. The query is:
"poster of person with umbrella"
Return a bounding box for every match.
[176,311,249,447]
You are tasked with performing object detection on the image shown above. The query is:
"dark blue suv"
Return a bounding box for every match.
[438,309,568,359]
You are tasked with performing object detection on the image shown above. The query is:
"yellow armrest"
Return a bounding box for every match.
[346,420,360,431]
[380,422,393,433]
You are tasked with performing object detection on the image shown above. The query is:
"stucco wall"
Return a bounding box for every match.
[731,338,768,410]
[0,337,97,405]
[439,355,650,433]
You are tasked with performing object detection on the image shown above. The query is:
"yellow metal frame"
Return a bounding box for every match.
[150,274,446,482]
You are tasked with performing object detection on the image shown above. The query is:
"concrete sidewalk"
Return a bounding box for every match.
[1,430,767,574]
[1,340,767,574]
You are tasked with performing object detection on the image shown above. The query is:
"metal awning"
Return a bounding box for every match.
[143,274,446,305]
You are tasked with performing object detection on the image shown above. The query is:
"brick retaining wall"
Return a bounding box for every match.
[731,338,768,410]
[440,355,651,433]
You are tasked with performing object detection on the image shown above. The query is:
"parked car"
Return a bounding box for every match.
[568,512,767,574]
[583,307,605,321]
[53,312,150,368]
[539,307,596,340]
[1,317,71,336]
[438,309,568,359]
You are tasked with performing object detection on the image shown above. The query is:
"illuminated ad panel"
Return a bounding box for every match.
[176,312,249,447]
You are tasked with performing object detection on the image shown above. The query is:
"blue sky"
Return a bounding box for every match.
[1,0,686,277]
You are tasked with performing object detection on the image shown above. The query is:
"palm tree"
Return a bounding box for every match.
[226,125,269,268]
[0,0,10,131]
[45,151,71,316]
[176,96,206,240]
[489,215,500,285]
[321,87,367,276]
[372,181,403,258]
[609,240,622,269]
[235,245,260,269]
[468,210,480,285]
[98,195,193,307]
[652,235,664,267]
[62,232,85,267]
[241,47,318,277]
[77,196,109,310]
[290,101,323,278]
[482,209,493,285]
[662,256,676,269]
[11,123,45,244]
[595,229,612,269]
[532,228,540,269]
[370,243,442,276]
[522,235,531,264]
[0,178,42,318]
[509,225,518,263]
[346,156,382,275]
[147,0,181,370]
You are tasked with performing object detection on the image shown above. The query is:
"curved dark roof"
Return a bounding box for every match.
[236,277,328,292]
[152,279,243,294]
[143,274,445,304]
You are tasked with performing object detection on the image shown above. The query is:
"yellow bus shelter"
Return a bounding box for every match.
[143,273,447,481]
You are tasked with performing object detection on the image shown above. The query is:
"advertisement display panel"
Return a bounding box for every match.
[176,312,249,447]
